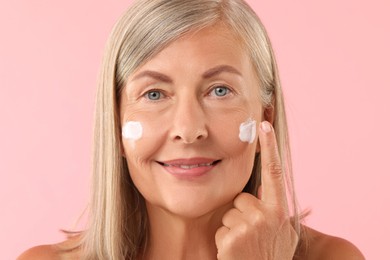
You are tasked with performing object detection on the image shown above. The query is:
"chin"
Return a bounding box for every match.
[157,192,236,219]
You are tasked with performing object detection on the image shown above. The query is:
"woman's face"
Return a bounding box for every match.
[120,24,264,218]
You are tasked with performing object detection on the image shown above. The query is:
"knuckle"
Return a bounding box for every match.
[215,226,227,242]
[236,223,250,237]
[250,211,265,227]
[221,208,235,225]
[267,162,283,176]
[274,210,290,225]
[277,211,289,223]
[233,192,254,208]
[215,226,230,250]
[219,231,241,253]
[235,192,251,202]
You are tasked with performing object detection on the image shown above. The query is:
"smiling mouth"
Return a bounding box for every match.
[157,160,221,169]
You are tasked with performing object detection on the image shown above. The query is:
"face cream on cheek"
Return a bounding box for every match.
[239,119,257,143]
[122,121,143,141]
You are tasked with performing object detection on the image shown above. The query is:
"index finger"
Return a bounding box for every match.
[258,121,287,208]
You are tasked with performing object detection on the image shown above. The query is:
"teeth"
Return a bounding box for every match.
[163,162,215,168]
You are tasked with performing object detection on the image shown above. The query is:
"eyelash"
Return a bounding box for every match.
[142,89,166,101]
[142,85,233,101]
[208,85,233,98]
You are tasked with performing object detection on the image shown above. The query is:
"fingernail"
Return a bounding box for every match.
[261,121,272,133]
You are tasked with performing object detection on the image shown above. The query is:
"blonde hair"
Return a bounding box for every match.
[80,0,302,258]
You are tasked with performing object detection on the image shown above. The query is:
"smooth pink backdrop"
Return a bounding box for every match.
[1,0,389,259]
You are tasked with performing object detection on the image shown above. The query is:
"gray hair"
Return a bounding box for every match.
[81,0,301,259]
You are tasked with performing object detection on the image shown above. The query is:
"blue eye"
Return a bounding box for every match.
[211,86,230,97]
[145,90,162,100]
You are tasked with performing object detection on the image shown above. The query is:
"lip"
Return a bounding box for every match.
[157,157,220,178]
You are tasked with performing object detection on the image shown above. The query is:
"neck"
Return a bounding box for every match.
[142,202,232,260]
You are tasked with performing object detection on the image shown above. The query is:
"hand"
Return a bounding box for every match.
[215,121,298,260]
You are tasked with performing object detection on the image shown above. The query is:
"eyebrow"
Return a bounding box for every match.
[131,65,242,82]
[131,70,173,83]
[202,65,242,79]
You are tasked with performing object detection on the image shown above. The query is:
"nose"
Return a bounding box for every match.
[170,98,208,144]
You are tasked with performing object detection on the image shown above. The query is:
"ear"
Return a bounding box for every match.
[256,97,275,153]
[264,95,276,125]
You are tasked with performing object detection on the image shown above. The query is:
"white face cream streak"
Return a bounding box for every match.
[122,121,143,141]
[239,119,257,143]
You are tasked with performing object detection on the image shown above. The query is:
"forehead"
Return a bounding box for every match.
[170,24,245,55]
[180,23,245,48]
[131,23,252,76]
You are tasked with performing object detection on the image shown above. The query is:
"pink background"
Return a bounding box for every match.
[1,0,389,259]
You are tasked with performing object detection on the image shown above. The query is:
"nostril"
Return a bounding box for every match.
[172,129,208,144]
[196,134,205,140]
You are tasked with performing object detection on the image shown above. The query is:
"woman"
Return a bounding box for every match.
[19,0,364,259]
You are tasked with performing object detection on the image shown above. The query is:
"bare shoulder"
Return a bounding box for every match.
[17,244,60,260]
[17,235,82,260]
[297,226,365,260]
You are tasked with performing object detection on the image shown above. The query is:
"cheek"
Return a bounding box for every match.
[239,119,257,143]
[186,115,258,208]
[208,107,259,152]
[122,118,169,165]
[208,114,259,178]
[122,119,169,202]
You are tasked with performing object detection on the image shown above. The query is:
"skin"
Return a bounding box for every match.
[120,24,263,259]
[17,25,365,259]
